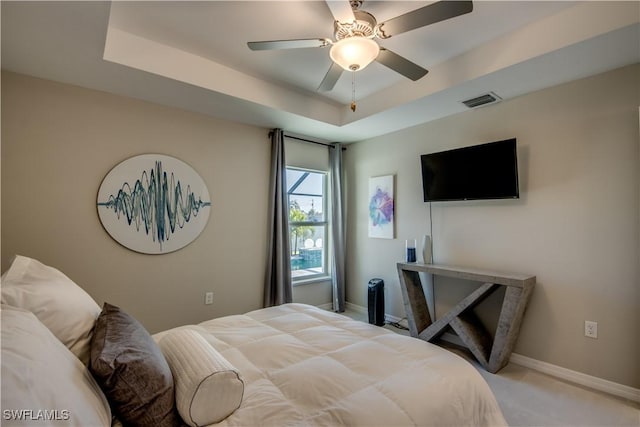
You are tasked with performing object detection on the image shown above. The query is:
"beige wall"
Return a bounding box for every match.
[1,72,333,332]
[344,65,639,388]
[1,71,277,333]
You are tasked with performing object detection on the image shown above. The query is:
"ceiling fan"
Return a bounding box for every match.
[247,0,473,93]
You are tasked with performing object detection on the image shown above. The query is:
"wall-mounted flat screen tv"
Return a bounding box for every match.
[420,138,519,202]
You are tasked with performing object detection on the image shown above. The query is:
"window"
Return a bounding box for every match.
[287,168,329,282]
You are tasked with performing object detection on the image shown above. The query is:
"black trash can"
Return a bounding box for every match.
[367,278,385,326]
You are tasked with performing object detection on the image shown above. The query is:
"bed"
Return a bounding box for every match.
[1,255,506,427]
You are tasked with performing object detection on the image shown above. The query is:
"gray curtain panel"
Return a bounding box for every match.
[263,129,293,307]
[330,143,346,312]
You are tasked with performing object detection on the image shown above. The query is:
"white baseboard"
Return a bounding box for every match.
[351,304,407,325]
[316,302,334,311]
[509,353,640,403]
[345,302,367,314]
[338,303,640,403]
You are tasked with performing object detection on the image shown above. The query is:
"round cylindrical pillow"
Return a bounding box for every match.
[159,329,244,426]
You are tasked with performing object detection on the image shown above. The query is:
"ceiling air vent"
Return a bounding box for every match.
[462,92,502,109]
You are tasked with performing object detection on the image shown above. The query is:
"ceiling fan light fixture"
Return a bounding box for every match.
[329,37,379,71]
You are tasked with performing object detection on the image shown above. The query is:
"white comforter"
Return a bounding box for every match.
[156,303,506,427]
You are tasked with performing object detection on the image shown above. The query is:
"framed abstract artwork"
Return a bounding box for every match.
[368,175,394,239]
[97,154,211,254]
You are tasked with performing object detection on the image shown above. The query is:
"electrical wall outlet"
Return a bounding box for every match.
[205,292,214,305]
[584,320,598,339]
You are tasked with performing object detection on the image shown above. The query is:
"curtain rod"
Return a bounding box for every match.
[269,130,345,150]
[284,134,336,148]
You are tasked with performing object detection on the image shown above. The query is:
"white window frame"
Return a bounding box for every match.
[287,167,331,284]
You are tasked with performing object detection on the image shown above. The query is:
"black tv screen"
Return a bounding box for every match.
[421,138,519,202]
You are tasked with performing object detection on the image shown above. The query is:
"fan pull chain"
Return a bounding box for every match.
[350,71,357,112]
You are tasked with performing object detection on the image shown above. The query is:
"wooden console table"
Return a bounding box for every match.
[397,262,535,373]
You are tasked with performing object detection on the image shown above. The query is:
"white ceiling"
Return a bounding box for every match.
[2,1,639,143]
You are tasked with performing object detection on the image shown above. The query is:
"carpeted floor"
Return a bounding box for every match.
[342,309,640,427]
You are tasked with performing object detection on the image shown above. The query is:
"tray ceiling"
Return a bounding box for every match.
[2,1,639,142]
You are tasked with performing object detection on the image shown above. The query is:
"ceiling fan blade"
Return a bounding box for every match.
[318,62,344,91]
[378,1,473,38]
[247,38,331,51]
[376,48,428,81]
[325,0,356,23]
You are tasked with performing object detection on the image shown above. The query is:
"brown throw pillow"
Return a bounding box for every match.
[89,303,181,427]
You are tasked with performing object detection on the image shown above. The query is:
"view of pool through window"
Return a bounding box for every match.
[287,169,328,280]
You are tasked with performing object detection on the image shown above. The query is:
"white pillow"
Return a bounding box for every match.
[1,255,101,365]
[159,329,244,426]
[0,304,111,427]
